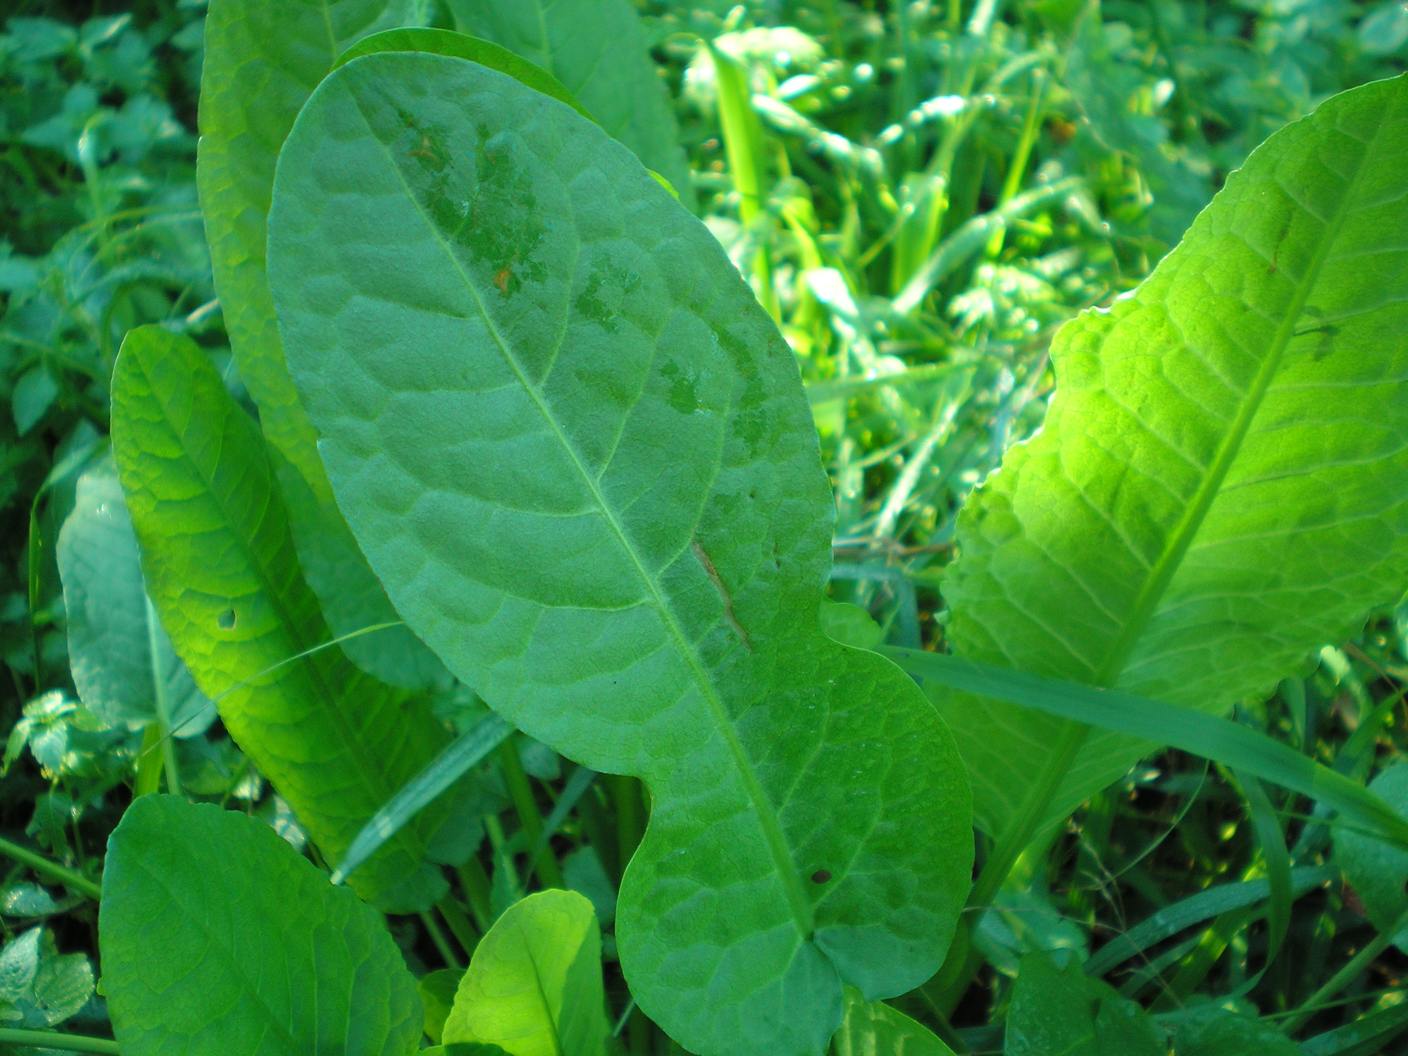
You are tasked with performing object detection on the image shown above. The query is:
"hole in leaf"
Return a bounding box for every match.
[217,608,236,630]
[811,869,831,884]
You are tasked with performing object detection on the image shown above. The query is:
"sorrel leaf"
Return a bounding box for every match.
[938,74,1408,843]
[110,325,452,911]
[99,795,422,1056]
[56,463,212,737]
[444,0,693,205]
[443,890,607,1055]
[832,990,957,1055]
[198,0,444,688]
[269,53,972,1055]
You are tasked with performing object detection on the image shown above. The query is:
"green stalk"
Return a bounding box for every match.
[0,1028,120,1054]
[498,740,564,888]
[436,895,479,957]
[419,908,462,970]
[457,859,494,933]
[0,836,102,900]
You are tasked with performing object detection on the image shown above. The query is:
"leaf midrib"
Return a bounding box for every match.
[125,343,427,873]
[346,77,818,939]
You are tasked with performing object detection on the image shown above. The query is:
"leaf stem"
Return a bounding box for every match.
[0,1028,120,1054]
[419,908,462,970]
[0,836,102,900]
[498,739,564,888]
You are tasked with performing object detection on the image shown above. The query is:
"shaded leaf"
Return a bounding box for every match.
[1004,951,1163,1056]
[57,462,213,736]
[270,53,971,1056]
[99,796,421,1056]
[1334,761,1408,950]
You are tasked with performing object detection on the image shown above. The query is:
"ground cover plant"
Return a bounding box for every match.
[1,2,1406,1054]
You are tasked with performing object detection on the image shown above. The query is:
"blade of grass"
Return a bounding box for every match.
[331,713,513,887]
[887,648,1408,850]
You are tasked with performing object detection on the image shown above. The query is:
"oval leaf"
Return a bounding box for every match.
[832,990,956,1055]
[444,890,606,1056]
[110,325,452,911]
[99,795,421,1056]
[1334,761,1408,950]
[269,53,971,1056]
[938,74,1408,841]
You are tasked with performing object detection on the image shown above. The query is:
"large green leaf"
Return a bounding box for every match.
[443,890,606,1056]
[938,74,1408,844]
[269,53,971,1056]
[444,0,693,206]
[198,0,444,688]
[99,795,421,1056]
[831,990,956,1055]
[110,325,451,912]
[56,463,213,737]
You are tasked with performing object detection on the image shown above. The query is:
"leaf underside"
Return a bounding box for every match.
[111,326,452,912]
[100,796,421,1056]
[270,54,971,1056]
[198,0,445,688]
[938,74,1408,839]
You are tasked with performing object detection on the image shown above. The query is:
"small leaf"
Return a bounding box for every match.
[1004,951,1163,1056]
[99,796,422,1056]
[831,989,956,1055]
[443,890,607,1056]
[1167,1006,1301,1056]
[57,463,213,736]
[11,365,58,436]
[421,968,462,1045]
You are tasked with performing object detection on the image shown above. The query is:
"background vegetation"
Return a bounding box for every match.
[0,0,1404,1052]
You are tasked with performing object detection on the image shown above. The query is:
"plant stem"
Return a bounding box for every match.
[0,836,102,900]
[457,860,494,932]
[0,1028,120,1053]
[437,895,479,957]
[498,740,564,888]
[419,909,462,970]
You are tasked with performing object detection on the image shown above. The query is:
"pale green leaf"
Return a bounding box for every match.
[1004,951,1164,1056]
[443,890,607,1056]
[57,463,213,736]
[110,325,452,912]
[1334,761,1408,950]
[99,795,422,1056]
[444,0,693,205]
[269,53,971,1056]
[831,990,956,1055]
[937,75,1408,841]
[198,0,445,689]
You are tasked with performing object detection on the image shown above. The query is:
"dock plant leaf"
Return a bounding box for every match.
[198,0,445,688]
[100,795,422,1056]
[110,325,453,912]
[269,53,972,1056]
[444,0,693,206]
[937,74,1408,842]
[442,890,607,1056]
